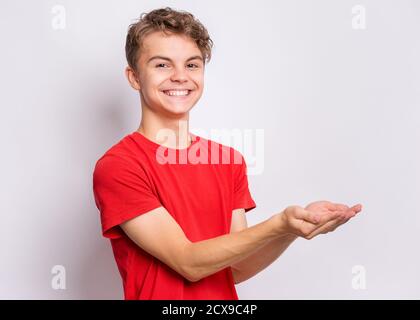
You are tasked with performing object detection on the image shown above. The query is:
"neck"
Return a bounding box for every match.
[137,105,192,149]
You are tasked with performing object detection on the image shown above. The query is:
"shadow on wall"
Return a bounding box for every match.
[59,66,138,299]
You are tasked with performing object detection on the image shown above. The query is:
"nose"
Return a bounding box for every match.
[170,65,188,83]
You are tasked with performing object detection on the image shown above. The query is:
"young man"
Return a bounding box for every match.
[92,7,362,300]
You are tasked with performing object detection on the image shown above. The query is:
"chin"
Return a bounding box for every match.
[162,105,193,117]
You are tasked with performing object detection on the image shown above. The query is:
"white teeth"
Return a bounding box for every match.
[163,90,190,96]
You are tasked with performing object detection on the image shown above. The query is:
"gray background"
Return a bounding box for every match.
[1,0,419,299]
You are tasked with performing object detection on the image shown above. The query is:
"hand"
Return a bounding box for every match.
[304,201,362,239]
[275,201,362,240]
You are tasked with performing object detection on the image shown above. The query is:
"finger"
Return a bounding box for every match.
[306,218,343,239]
[332,203,362,217]
[342,205,361,219]
[299,210,342,237]
[350,204,363,213]
[298,219,320,236]
[306,214,352,239]
[295,207,321,224]
[330,203,349,211]
[325,202,338,211]
[317,209,342,224]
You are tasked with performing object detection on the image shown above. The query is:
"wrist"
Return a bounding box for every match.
[271,209,293,237]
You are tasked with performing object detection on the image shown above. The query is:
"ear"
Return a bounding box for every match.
[125,66,141,91]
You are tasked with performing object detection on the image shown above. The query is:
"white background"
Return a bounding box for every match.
[0,0,419,299]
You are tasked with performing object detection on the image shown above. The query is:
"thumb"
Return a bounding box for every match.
[296,207,320,224]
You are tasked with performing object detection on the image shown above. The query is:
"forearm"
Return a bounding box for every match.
[185,215,285,281]
[231,233,297,284]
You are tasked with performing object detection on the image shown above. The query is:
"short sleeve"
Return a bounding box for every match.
[92,154,162,239]
[232,151,257,213]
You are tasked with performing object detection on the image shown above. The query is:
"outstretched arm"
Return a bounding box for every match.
[120,201,361,282]
[120,206,286,282]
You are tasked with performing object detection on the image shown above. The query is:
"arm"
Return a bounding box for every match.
[229,209,297,284]
[120,203,359,282]
[120,206,286,282]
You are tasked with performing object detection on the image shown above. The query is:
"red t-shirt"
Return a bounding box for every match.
[92,131,256,300]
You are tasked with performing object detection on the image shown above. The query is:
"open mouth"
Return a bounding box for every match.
[161,89,192,97]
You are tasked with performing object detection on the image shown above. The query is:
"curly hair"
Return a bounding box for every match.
[125,7,214,71]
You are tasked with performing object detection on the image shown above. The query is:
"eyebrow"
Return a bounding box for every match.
[147,55,204,64]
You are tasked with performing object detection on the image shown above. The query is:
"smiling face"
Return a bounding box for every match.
[126,31,205,117]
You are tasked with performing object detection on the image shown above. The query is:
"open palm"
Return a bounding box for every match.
[303,200,362,238]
